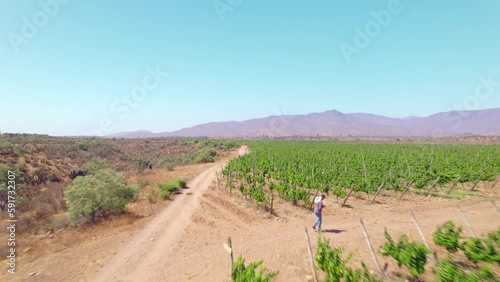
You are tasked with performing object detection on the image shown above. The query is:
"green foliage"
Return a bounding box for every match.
[195,148,217,163]
[64,168,139,223]
[435,258,497,282]
[133,156,153,170]
[83,158,111,174]
[75,140,90,151]
[175,178,187,188]
[231,256,278,282]
[0,163,24,189]
[434,221,463,253]
[461,237,500,265]
[221,140,239,150]
[316,237,381,282]
[0,140,14,155]
[158,178,186,200]
[380,228,431,277]
[487,229,500,248]
[224,141,500,206]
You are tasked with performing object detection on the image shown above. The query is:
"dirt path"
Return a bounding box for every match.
[92,163,225,281]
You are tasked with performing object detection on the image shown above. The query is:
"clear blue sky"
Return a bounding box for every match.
[1,0,499,136]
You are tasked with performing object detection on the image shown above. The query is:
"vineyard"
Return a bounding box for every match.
[223,141,500,207]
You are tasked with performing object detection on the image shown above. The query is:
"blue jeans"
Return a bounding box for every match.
[313,211,322,230]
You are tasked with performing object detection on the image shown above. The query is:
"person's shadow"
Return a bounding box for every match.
[322,229,346,234]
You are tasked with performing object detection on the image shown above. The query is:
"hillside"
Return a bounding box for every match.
[108,108,500,138]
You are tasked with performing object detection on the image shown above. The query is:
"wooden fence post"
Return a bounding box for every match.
[224,237,234,278]
[447,175,462,194]
[410,212,438,262]
[399,180,414,200]
[270,193,274,215]
[492,200,500,214]
[304,227,318,282]
[309,189,319,211]
[359,219,386,279]
[470,172,484,192]
[490,176,500,189]
[425,176,441,196]
[341,185,355,207]
[370,182,385,204]
[457,205,477,238]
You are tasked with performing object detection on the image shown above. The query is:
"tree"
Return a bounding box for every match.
[64,168,138,223]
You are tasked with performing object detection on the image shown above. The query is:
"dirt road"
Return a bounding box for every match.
[92,163,226,281]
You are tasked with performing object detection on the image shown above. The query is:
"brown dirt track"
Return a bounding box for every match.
[2,146,500,281]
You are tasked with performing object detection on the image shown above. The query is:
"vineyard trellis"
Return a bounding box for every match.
[222,141,500,208]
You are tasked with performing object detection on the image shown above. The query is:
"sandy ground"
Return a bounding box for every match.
[2,146,499,281]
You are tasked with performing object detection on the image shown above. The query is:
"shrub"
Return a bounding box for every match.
[175,178,187,188]
[83,158,110,174]
[221,140,238,150]
[0,140,14,155]
[316,237,381,282]
[64,168,139,223]
[147,188,160,203]
[160,182,180,193]
[232,256,277,282]
[435,258,496,282]
[158,179,186,200]
[47,172,61,182]
[164,162,175,171]
[75,140,90,151]
[434,221,463,253]
[134,156,153,170]
[160,189,171,200]
[0,163,11,189]
[461,237,500,264]
[195,148,217,163]
[380,228,431,278]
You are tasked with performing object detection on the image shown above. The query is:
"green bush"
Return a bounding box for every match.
[64,168,139,223]
[158,179,186,200]
[380,228,431,278]
[75,140,90,151]
[221,140,238,150]
[175,178,187,188]
[0,140,14,155]
[195,148,217,163]
[316,237,381,282]
[435,258,496,282]
[462,237,500,264]
[232,256,277,282]
[160,189,171,200]
[160,182,180,193]
[434,221,463,253]
[83,158,110,174]
[0,164,24,189]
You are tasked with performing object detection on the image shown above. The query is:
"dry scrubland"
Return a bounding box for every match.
[0,135,499,281]
[0,134,237,255]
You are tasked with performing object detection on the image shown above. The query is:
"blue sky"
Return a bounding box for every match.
[1,0,499,136]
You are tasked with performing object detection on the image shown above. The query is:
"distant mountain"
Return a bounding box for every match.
[106,108,500,138]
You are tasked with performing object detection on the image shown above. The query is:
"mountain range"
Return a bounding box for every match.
[107,108,500,138]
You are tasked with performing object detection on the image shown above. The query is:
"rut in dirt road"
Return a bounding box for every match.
[92,163,225,282]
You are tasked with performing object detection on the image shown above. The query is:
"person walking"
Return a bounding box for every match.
[312,195,325,231]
